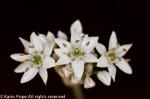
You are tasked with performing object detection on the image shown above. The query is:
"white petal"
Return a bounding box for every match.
[30,32,43,52]
[55,38,71,53]
[71,31,83,47]
[10,53,30,62]
[54,48,64,57]
[97,55,109,68]
[97,71,111,86]
[57,30,68,40]
[81,36,99,53]
[108,64,117,82]
[109,31,118,50]
[56,55,72,65]
[14,61,31,73]
[43,57,55,69]
[39,68,48,85]
[71,59,84,79]
[19,37,34,53]
[38,34,48,44]
[21,67,38,83]
[115,44,133,57]
[115,58,132,74]
[83,54,98,63]
[19,37,30,47]
[47,31,55,43]
[84,77,95,89]
[95,43,107,55]
[43,43,54,56]
[70,20,82,34]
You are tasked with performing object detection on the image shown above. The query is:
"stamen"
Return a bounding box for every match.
[123,48,127,51]
[75,40,80,43]
[71,48,84,58]
[28,45,34,48]
[86,41,90,46]
[75,48,79,54]
[108,52,116,63]
[63,43,67,47]
[33,54,42,65]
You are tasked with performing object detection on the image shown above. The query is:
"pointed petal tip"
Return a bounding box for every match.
[18,37,26,42]
[20,68,38,84]
[31,32,36,36]
[10,54,30,62]
[10,54,16,59]
[109,31,118,50]
[74,19,81,24]
[47,31,53,34]
[20,78,26,84]
[14,68,18,73]
[126,68,133,75]
[111,31,117,38]
[10,54,14,59]
[39,68,48,85]
[112,30,116,34]
[18,37,22,40]
[70,19,83,34]
[106,83,111,86]
[127,44,133,51]
[58,30,62,33]
[57,30,68,40]
[97,71,111,86]
[44,82,47,85]
[20,78,31,84]
[129,43,133,48]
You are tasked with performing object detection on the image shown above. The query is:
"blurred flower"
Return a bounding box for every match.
[10,32,55,84]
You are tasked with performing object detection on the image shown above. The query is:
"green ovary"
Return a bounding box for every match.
[72,48,84,58]
[108,52,116,63]
[33,54,42,65]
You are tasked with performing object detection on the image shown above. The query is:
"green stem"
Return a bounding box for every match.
[71,85,85,99]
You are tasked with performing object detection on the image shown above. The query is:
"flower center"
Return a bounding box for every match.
[71,48,84,58]
[33,54,42,65]
[107,52,116,63]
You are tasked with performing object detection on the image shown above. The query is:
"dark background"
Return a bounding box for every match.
[0,0,148,99]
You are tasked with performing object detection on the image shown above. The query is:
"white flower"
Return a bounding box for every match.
[10,32,55,85]
[54,20,98,80]
[96,31,133,83]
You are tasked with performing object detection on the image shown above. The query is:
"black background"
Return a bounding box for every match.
[0,0,149,99]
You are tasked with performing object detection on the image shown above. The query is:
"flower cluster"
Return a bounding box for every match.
[10,20,133,88]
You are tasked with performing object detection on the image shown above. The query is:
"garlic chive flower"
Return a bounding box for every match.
[96,31,133,83]
[55,20,98,80]
[10,20,133,89]
[10,32,55,84]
